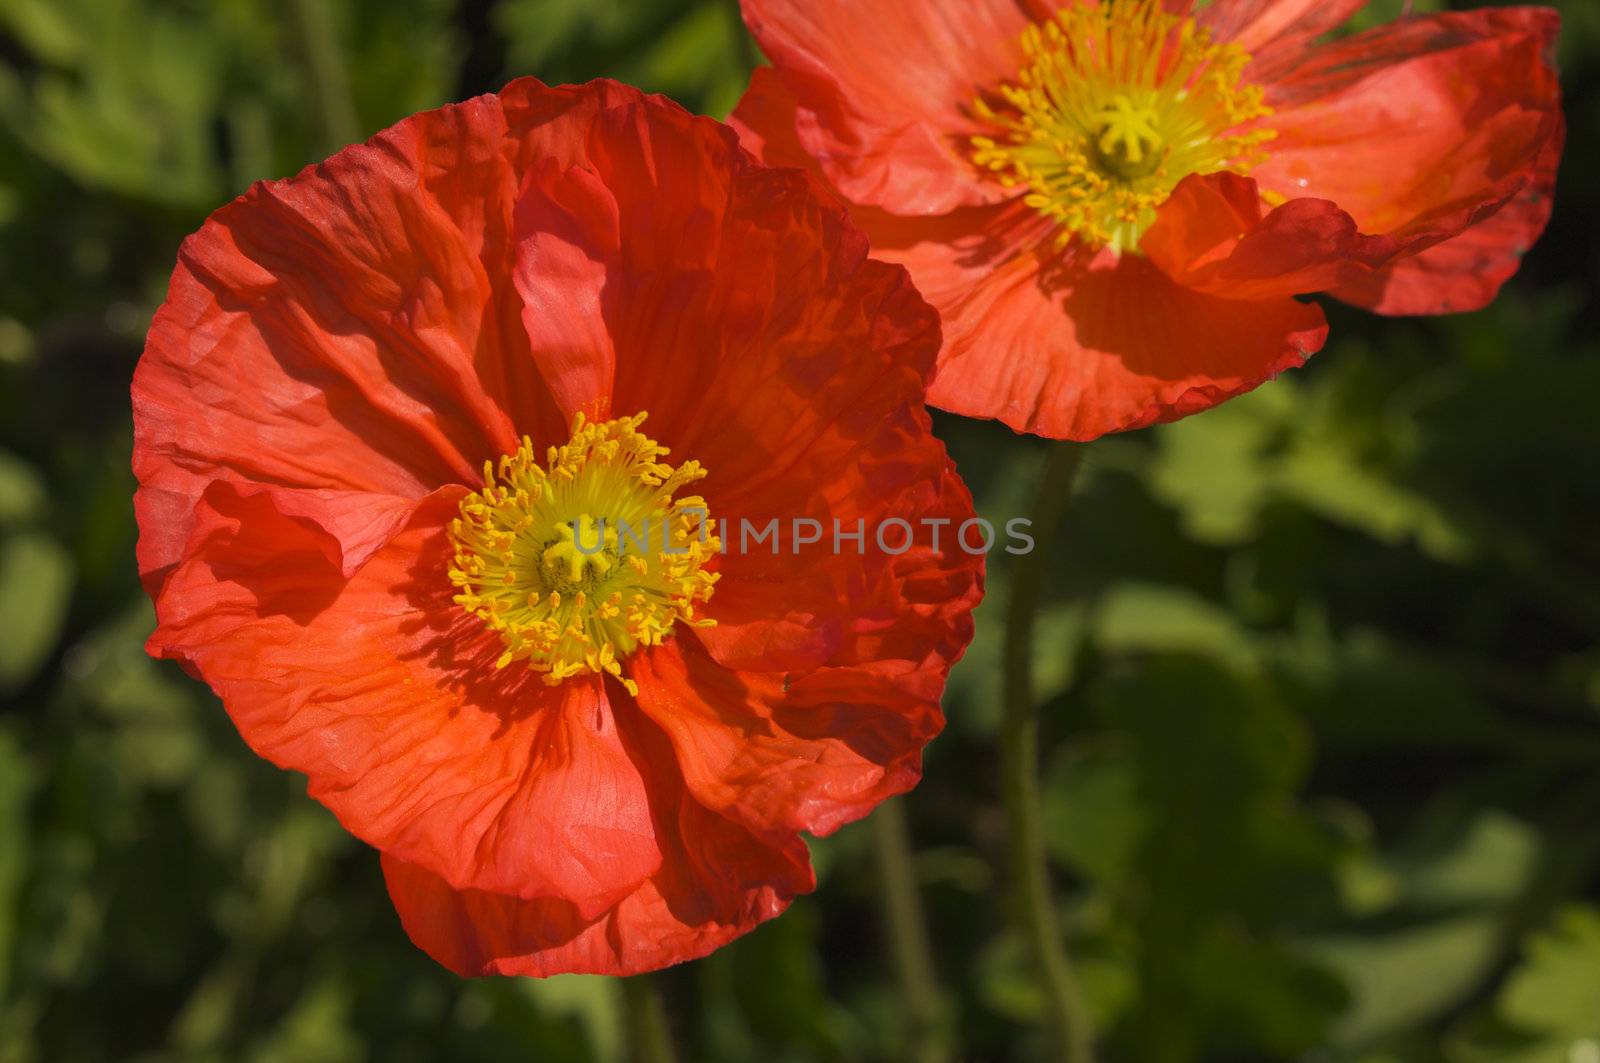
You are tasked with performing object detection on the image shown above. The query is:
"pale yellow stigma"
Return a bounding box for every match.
[970,0,1276,254]
[1095,94,1164,177]
[448,413,719,695]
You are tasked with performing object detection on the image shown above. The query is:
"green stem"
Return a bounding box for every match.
[1001,441,1094,1063]
[620,973,678,1063]
[287,0,361,151]
[872,796,952,1063]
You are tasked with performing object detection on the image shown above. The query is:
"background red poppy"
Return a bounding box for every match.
[732,0,1562,439]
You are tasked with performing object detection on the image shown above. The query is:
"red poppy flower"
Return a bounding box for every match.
[731,0,1564,439]
[133,78,983,976]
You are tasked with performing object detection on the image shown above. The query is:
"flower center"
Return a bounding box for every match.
[970,0,1275,254]
[1094,93,1165,179]
[448,413,719,694]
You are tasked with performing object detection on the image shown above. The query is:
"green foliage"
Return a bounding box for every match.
[1502,908,1600,1037]
[0,531,72,689]
[493,0,754,115]
[1,0,1598,1060]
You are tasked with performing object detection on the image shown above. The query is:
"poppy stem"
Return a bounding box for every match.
[287,0,361,152]
[1001,440,1094,1062]
[871,796,952,1063]
[620,973,679,1063]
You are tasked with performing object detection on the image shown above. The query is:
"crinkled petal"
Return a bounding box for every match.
[1146,6,1564,305]
[1331,109,1564,315]
[632,441,980,836]
[133,92,570,597]
[147,487,660,914]
[860,204,1327,439]
[630,633,947,840]
[1201,0,1368,72]
[698,430,980,675]
[729,66,820,179]
[519,83,981,668]
[380,706,815,977]
[1254,8,1561,237]
[513,160,621,419]
[1141,171,1519,301]
[510,97,746,425]
[738,0,1030,214]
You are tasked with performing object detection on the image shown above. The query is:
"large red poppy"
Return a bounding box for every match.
[133,78,983,976]
[731,0,1564,440]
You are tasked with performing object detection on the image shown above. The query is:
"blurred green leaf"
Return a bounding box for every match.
[1500,907,1600,1039]
[1045,738,1145,896]
[66,602,203,787]
[975,932,1045,1024]
[1093,583,1256,666]
[495,0,636,71]
[1150,379,1289,546]
[0,0,85,64]
[729,902,854,1057]
[944,584,1086,738]
[248,973,363,1063]
[518,976,623,1063]
[0,317,31,367]
[1152,365,1474,562]
[0,0,228,205]
[0,451,45,526]
[1308,915,1504,1050]
[1277,440,1472,563]
[1401,811,1542,913]
[0,531,73,689]
[630,2,750,116]
[493,0,752,115]
[1083,657,1348,1059]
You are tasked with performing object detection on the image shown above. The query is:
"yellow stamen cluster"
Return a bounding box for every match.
[448,413,719,695]
[971,0,1276,253]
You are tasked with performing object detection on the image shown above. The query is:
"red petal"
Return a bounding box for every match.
[502,83,983,834]
[630,635,943,840]
[643,160,978,675]
[738,0,1029,214]
[1200,0,1367,71]
[522,82,980,658]
[861,205,1328,439]
[1332,110,1564,315]
[513,161,621,419]
[729,66,817,176]
[1141,171,1521,300]
[380,707,815,977]
[148,488,661,915]
[643,447,981,839]
[133,88,572,598]
[409,90,571,439]
[526,97,750,434]
[700,444,981,675]
[1254,8,1561,238]
[1147,7,1563,305]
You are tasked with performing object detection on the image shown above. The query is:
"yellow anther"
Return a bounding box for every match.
[448,413,720,688]
[969,0,1275,253]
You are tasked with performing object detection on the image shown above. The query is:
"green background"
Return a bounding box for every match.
[2,0,1598,1059]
